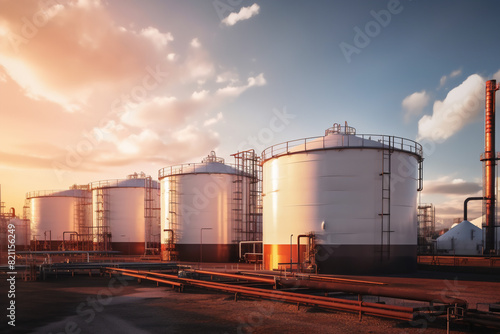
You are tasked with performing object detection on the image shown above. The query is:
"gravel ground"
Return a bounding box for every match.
[1,272,498,334]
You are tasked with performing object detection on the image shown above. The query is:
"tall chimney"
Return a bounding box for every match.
[484,80,499,254]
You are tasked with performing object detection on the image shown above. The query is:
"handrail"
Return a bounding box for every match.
[89,178,159,190]
[261,133,423,162]
[158,161,241,179]
[26,189,88,199]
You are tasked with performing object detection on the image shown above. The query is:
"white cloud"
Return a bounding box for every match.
[140,27,173,49]
[417,74,485,142]
[222,3,260,26]
[203,112,223,126]
[425,176,481,194]
[402,90,430,123]
[191,90,209,100]
[248,73,266,86]
[167,53,177,61]
[190,38,201,48]
[494,69,500,81]
[450,69,462,78]
[439,68,462,88]
[0,0,267,172]
[216,70,239,84]
[0,0,178,112]
[216,73,266,96]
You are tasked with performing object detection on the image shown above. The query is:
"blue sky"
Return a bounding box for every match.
[1,0,500,227]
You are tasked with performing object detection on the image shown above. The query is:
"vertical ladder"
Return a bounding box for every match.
[144,176,155,254]
[95,188,110,251]
[380,137,393,261]
[167,176,178,260]
[232,155,244,243]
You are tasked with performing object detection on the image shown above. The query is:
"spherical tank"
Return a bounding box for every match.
[159,152,252,262]
[27,189,89,250]
[261,124,423,274]
[90,173,160,255]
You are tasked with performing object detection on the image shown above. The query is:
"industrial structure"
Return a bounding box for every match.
[26,187,91,251]
[417,203,435,253]
[158,151,262,262]
[436,220,483,255]
[261,123,424,274]
[482,79,499,254]
[89,172,160,255]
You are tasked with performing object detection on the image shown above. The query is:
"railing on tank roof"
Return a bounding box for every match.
[158,161,241,179]
[261,134,423,161]
[26,189,86,198]
[89,178,159,190]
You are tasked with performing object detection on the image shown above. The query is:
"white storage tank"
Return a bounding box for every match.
[159,151,260,262]
[261,123,424,274]
[9,217,31,251]
[27,188,90,250]
[89,173,160,255]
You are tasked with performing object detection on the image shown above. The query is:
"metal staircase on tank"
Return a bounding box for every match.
[95,187,111,251]
[232,150,263,256]
[166,175,179,261]
[72,185,92,251]
[232,157,245,243]
[379,136,394,261]
[144,176,157,255]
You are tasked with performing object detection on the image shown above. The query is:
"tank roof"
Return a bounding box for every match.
[262,123,423,162]
[26,188,90,199]
[159,161,240,179]
[89,174,159,189]
[159,151,243,178]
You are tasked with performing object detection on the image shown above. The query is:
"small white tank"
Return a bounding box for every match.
[89,173,160,255]
[27,188,89,250]
[159,152,258,262]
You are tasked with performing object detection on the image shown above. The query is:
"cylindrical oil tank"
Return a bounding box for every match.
[27,188,90,250]
[89,173,160,255]
[159,152,257,262]
[9,217,31,251]
[261,123,423,274]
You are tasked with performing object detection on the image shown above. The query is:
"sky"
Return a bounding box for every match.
[1,0,500,229]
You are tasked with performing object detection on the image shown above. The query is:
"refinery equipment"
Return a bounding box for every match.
[89,172,160,255]
[261,123,423,274]
[436,220,483,255]
[158,151,262,262]
[26,187,91,251]
[481,80,499,254]
[417,203,435,254]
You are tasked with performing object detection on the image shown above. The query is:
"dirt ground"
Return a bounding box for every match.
[1,270,499,334]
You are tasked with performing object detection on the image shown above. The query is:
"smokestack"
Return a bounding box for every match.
[484,80,499,254]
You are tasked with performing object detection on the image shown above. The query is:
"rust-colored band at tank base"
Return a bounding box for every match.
[110,242,145,255]
[264,244,417,274]
[165,243,239,262]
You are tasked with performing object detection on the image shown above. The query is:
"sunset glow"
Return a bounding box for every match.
[1,0,500,231]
